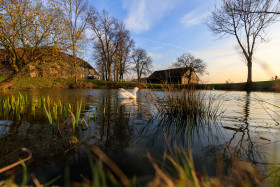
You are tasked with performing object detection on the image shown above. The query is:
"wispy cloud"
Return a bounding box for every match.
[136,37,188,50]
[180,9,209,27]
[122,0,181,33]
[148,52,163,61]
[151,64,170,71]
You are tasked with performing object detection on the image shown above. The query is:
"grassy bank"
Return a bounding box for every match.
[200,80,280,92]
[0,76,162,89]
[1,76,280,92]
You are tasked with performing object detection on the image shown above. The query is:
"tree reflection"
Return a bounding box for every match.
[90,90,137,151]
[215,91,269,180]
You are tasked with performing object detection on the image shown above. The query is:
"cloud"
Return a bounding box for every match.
[151,64,169,71]
[122,0,181,33]
[148,52,163,61]
[180,9,209,27]
[136,37,188,50]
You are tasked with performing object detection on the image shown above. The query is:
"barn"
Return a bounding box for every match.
[147,67,199,84]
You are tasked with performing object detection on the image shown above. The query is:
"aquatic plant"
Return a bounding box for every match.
[44,103,53,126]
[0,144,267,187]
[0,93,88,126]
[68,101,88,134]
[87,111,91,124]
[87,144,264,187]
[146,84,224,124]
[89,146,136,187]
[0,93,30,120]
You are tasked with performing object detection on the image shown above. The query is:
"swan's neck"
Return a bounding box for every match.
[132,88,138,96]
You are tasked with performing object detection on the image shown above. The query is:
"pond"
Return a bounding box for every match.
[0,88,279,185]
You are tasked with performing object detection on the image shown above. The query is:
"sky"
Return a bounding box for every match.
[87,0,280,83]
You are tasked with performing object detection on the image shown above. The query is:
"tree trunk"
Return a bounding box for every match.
[247,59,252,84]
[73,45,77,84]
[137,70,141,83]
[109,65,112,81]
[246,58,252,91]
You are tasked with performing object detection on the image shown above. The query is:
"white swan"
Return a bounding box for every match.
[119,98,137,106]
[119,87,139,99]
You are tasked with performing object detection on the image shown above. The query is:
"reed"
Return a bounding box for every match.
[0,144,265,187]
[44,103,53,126]
[68,101,88,134]
[20,161,28,187]
[88,156,108,187]
[87,111,91,124]
[146,83,224,124]
[0,94,86,126]
[0,93,30,119]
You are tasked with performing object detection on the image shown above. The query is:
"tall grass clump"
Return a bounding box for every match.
[87,144,263,187]
[68,102,88,134]
[146,83,224,124]
[0,94,76,121]
[43,100,89,139]
[0,93,29,120]
[0,145,264,187]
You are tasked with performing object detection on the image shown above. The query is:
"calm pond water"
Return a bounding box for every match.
[0,88,279,184]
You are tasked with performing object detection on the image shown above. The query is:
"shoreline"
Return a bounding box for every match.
[0,76,279,92]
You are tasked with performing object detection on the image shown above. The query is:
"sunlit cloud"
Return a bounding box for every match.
[122,0,181,33]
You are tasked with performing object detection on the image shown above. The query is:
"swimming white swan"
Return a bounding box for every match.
[118,87,139,99]
[119,98,137,106]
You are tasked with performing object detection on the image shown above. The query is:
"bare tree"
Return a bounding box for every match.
[131,48,153,83]
[233,0,280,15]
[172,53,206,84]
[206,0,279,88]
[88,9,118,81]
[114,21,134,82]
[0,0,64,89]
[54,0,89,82]
[89,9,133,82]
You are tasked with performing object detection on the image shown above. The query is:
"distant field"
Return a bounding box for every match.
[202,80,280,92]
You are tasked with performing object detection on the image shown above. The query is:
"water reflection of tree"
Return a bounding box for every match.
[215,92,268,179]
[92,90,136,151]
